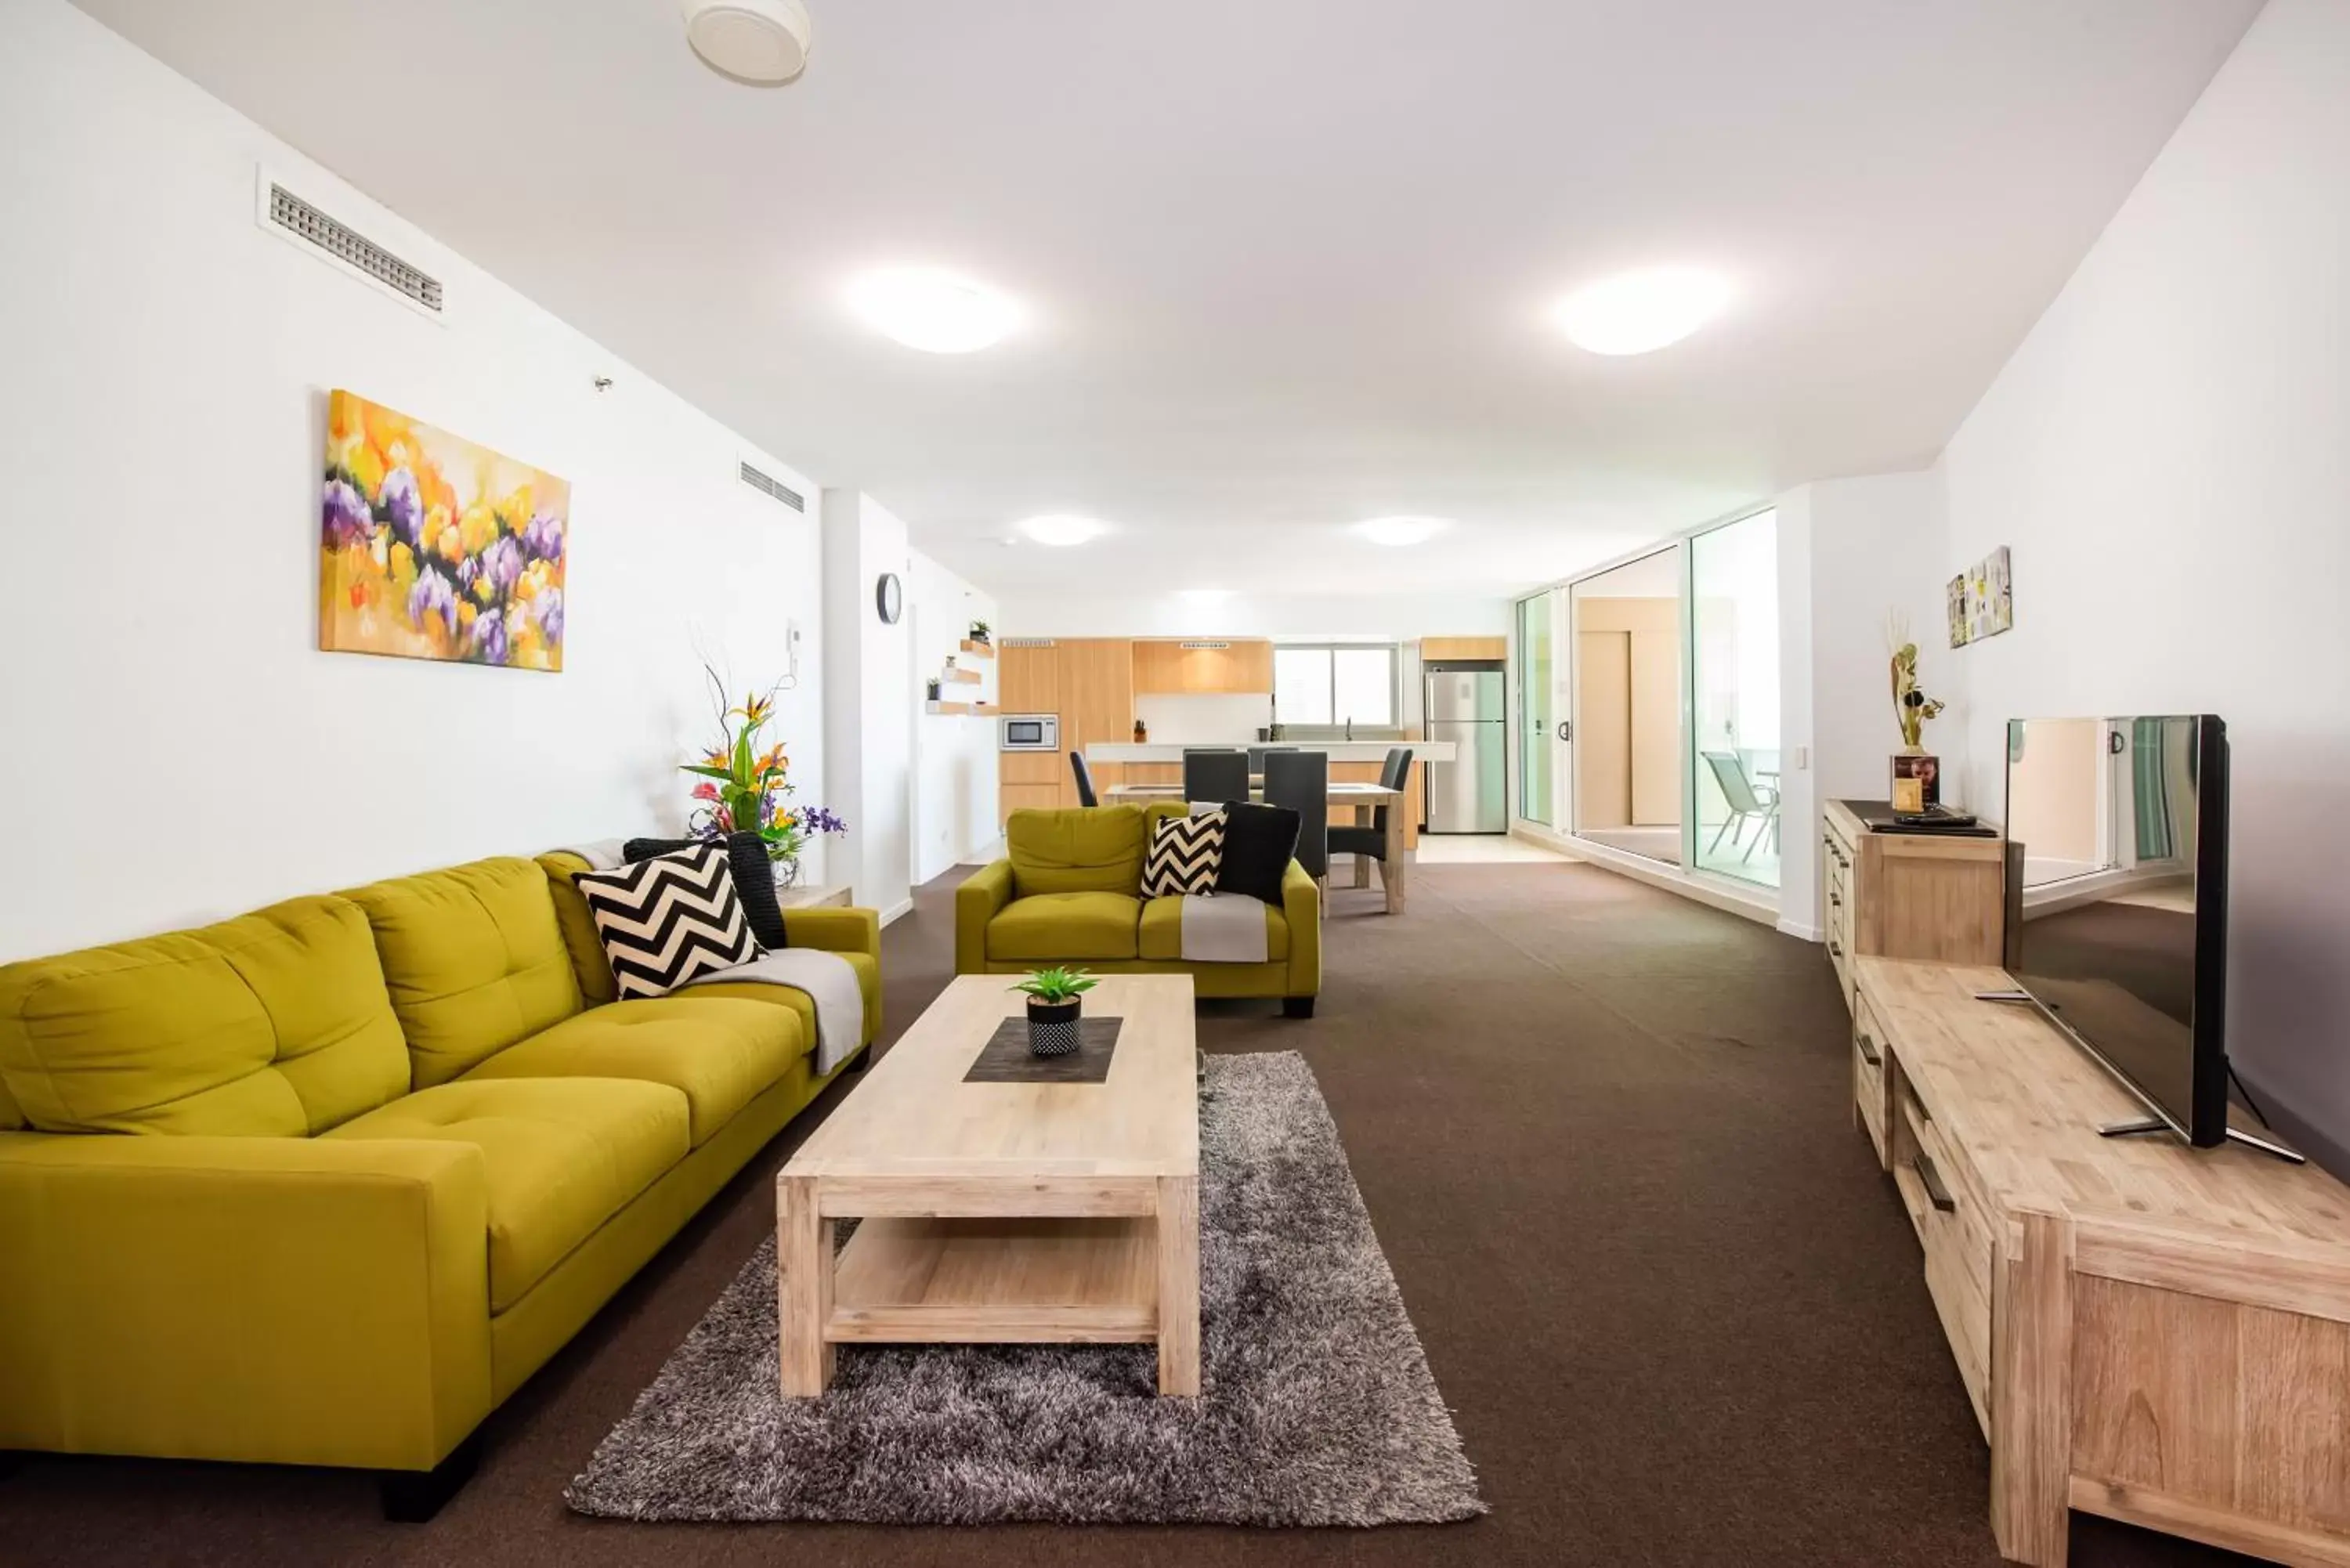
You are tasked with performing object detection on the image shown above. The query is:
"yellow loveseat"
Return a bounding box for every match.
[0,852,880,1516]
[956,804,1321,1015]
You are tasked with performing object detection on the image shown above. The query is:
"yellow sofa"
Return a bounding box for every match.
[0,851,879,1516]
[956,804,1321,1015]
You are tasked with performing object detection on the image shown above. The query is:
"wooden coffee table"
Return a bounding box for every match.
[776,974,1202,1397]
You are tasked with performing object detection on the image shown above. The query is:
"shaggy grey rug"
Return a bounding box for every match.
[566,1051,1484,1526]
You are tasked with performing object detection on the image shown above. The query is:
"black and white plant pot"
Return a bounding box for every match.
[1026,997,1082,1057]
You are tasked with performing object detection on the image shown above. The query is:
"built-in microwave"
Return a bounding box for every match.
[1000,714,1060,752]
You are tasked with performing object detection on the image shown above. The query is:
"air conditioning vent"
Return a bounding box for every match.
[1001,638,1057,649]
[1178,641,1232,650]
[739,461,806,512]
[266,182,443,313]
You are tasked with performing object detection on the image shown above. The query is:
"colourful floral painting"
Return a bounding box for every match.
[319,390,569,670]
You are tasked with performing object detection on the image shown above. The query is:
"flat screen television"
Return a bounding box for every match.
[2003,714,2230,1147]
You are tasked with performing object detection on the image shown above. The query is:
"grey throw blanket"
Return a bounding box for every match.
[1179,893,1271,963]
[555,839,629,871]
[680,948,864,1076]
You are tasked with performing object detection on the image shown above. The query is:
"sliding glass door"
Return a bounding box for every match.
[1689,509,1781,887]
[1516,592,1556,826]
[1509,508,1781,898]
[1568,547,1684,866]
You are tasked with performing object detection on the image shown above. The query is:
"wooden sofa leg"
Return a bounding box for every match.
[1282,997,1315,1020]
[380,1434,480,1523]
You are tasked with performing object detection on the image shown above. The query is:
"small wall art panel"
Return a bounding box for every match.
[1947,544,2012,648]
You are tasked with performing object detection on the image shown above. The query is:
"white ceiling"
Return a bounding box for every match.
[76,0,2256,600]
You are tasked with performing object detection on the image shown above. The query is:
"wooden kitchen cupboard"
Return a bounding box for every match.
[1132,640,1274,695]
[995,639,1134,821]
[1059,640,1134,801]
[997,643,1058,714]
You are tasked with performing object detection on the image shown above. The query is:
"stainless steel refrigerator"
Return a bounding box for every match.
[1423,669,1506,833]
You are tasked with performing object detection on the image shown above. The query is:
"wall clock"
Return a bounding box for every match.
[875,572,903,624]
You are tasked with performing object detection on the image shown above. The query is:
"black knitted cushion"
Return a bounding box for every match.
[624,831,786,951]
[1212,802,1301,905]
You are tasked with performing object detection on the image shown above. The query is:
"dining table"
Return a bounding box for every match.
[1103,780,1410,913]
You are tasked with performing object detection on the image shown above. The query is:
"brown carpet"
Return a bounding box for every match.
[0,863,2251,1567]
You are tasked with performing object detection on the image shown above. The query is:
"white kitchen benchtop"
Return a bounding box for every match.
[1087,740,1455,764]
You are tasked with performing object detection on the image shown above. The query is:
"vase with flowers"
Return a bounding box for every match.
[681,664,848,886]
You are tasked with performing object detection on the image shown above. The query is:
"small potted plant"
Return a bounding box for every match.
[968,619,992,645]
[1012,966,1097,1057]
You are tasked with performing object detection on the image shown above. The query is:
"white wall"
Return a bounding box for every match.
[909,550,1000,880]
[0,0,825,961]
[1929,0,2350,1165]
[820,492,913,916]
[1775,472,1950,937]
[996,591,1509,641]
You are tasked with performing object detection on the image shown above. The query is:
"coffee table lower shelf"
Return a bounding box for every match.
[777,1174,1201,1398]
[829,1216,1158,1342]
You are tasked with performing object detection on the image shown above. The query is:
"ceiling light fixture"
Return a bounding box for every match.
[682,0,813,85]
[1016,515,1110,547]
[846,266,1021,354]
[1353,515,1451,547]
[1550,266,1728,356]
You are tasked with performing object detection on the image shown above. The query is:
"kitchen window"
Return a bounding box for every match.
[1273,643,1397,728]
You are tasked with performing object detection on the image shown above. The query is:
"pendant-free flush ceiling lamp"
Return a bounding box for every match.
[1551,266,1729,356]
[682,0,813,85]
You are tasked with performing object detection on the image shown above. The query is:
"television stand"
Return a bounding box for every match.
[1851,955,2350,1566]
[2095,1115,2308,1163]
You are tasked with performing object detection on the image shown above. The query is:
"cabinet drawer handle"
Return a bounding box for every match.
[1856,1032,1881,1068]
[1828,940,1843,959]
[1829,891,1842,910]
[1915,1153,1957,1212]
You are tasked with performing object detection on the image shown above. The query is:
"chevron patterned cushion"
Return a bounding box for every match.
[1141,808,1227,898]
[573,843,761,1000]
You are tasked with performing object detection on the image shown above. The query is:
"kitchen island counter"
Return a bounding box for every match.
[1086,740,1454,764]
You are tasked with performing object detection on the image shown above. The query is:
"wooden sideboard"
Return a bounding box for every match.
[1822,798,2005,1012]
[1853,956,2350,1567]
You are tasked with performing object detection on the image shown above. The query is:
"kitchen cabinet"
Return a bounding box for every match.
[998,644,1058,713]
[995,639,1134,820]
[1419,636,1506,661]
[1132,639,1273,695]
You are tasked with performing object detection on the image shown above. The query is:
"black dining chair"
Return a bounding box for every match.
[1070,751,1099,807]
[1261,749,1329,887]
[1246,745,1296,774]
[1329,746,1412,891]
[1183,748,1250,804]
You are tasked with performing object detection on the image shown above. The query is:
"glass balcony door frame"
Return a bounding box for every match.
[1564,541,1692,872]
[1510,589,1566,830]
[1687,506,1783,889]
[1506,501,1779,910]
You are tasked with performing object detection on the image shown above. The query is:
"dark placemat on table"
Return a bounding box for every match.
[965,1017,1124,1083]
